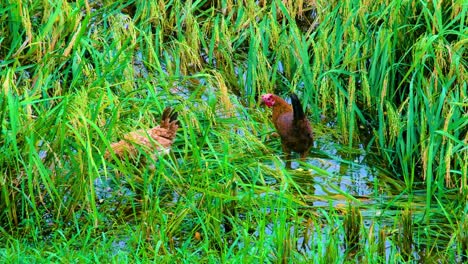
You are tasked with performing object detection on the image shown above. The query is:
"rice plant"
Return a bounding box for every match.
[0,0,466,262]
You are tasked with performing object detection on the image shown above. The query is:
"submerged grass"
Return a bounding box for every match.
[1,0,467,262]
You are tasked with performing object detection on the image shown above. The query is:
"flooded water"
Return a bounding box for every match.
[91,91,454,261]
[256,133,417,261]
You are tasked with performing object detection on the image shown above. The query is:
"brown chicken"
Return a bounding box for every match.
[105,107,179,161]
[261,93,313,168]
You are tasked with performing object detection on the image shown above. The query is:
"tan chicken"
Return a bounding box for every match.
[105,107,179,161]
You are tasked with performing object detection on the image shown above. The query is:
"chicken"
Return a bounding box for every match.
[261,93,313,168]
[105,107,179,161]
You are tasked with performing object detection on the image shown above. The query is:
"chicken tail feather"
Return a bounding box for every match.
[161,107,179,126]
[290,93,305,121]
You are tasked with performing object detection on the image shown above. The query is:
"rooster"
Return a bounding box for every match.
[105,107,179,161]
[261,93,313,168]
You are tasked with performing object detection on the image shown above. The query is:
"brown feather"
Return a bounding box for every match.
[105,107,179,161]
[261,93,313,168]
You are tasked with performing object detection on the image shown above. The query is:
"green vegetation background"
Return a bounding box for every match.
[0,0,466,262]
